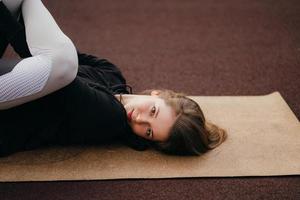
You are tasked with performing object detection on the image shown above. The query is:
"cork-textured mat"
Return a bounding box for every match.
[0,91,299,182]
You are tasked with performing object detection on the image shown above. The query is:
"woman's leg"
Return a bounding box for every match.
[10,14,32,58]
[0,33,8,58]
[0,0,78,109]
[0,1,30,59]
[2,0,23,18]
[0,0,23,17]
[0,0,22,58]
[0,59,21,75]
[0,1,31,58]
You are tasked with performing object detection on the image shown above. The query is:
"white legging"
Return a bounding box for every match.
[0,0,78,109]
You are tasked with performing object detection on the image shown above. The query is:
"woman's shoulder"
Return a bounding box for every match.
[60,77,127,116]
[57,76,130,144]
[77,51,126,83]
[76,52,131,95]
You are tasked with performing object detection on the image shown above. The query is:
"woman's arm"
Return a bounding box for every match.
[0,0,78,109]
[78,52,116,68]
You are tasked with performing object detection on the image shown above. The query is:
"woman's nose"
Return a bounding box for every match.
[135,113,147,123]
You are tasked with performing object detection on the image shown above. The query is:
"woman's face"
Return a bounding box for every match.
[124,92,177,142]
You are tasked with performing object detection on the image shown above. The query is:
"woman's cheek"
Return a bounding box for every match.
[132,124,145,138]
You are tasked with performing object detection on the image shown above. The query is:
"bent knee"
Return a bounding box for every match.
[51,41,78,83]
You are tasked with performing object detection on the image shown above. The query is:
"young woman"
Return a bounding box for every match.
[0,0,227,157]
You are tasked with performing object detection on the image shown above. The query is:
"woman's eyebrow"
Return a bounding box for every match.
[152,129,155,140]
[152,105,159,140]
[155,105,159,118]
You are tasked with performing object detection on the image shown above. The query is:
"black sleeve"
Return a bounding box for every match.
[54,77,128,145]
[77,52,121,71]
[77,51,127,84]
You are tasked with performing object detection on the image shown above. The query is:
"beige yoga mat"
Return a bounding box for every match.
[0,91,299,182]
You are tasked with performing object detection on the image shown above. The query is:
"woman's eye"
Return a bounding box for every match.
[146,128,152,137]
[151,106,156,115]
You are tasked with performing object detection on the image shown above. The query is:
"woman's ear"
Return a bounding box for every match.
[151,90,160,96]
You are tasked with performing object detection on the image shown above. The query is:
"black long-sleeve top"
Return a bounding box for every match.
[0,53,150,157]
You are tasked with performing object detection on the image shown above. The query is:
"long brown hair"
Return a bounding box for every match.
[138,89,227,156]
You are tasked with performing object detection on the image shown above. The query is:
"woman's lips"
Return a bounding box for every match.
[127,109,133,122]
